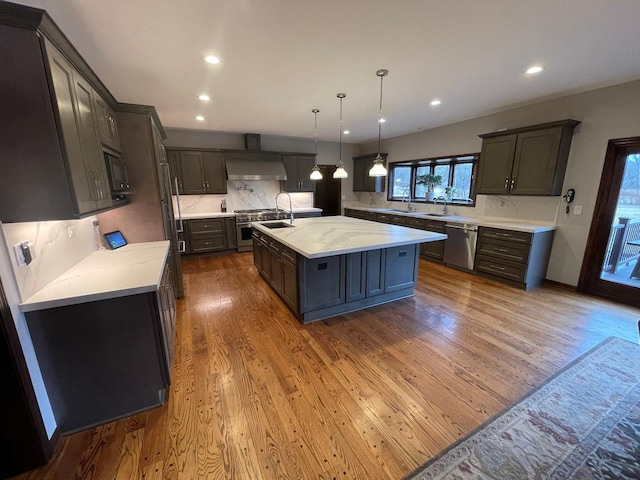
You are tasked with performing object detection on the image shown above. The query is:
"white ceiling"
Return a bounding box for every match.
[18,0,640,143]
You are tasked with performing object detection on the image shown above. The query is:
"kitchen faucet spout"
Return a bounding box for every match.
[434,196,448,215]
[275,192,294,224]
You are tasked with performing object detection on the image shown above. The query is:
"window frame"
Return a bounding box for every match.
[387,152,479,206]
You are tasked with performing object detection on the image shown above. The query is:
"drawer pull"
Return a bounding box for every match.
[490,264,505,271]
[494,247,509,253]
[495,232,511,237]
[399,250,407,257]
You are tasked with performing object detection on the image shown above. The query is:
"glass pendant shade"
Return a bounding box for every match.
[310,165,323,180]
[369,154,387,176]
[310,108,323,180]
[370,69,389,177]
[333,164,348,178]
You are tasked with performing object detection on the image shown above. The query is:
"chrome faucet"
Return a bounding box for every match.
[402,188,416,212]
[434,195,448,215]
[275,192,294,224]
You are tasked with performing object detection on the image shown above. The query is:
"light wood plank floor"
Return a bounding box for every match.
[14,254,640,479]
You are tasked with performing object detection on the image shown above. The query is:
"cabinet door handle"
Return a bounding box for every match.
[504,178,509,191]
[511,177,516,189]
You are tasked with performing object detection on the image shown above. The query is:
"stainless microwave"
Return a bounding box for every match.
[104,152,129,194]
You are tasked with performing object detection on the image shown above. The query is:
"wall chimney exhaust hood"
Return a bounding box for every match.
[225,153,288,181]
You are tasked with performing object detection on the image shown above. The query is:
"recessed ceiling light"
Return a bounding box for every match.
[378,118,386,123]
[198,94,210,101]
[525,65,544,75]
[430,99,441,106]
[343,130,350,135]
[203,55,220,65]
[195,115,205,121]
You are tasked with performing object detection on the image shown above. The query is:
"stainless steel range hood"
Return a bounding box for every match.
[225,154,287,181]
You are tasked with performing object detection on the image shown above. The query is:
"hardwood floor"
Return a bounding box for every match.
[13,253,640,480]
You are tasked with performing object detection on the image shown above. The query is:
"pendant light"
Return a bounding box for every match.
[333,93,348,179]
[369,69,389,177]
[309,108,323,180]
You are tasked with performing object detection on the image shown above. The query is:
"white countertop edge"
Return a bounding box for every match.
[251,217,447,259]
[20,285,159,313]
[19,241,170,313]
[298,233,448,258]
[343,205,556,233]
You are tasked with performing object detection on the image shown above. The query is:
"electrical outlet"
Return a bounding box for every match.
[573,205,582,215]
[68,226,76,238]
[13,241,35,266]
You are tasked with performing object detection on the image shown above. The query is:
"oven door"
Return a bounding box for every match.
[236,222,254,252]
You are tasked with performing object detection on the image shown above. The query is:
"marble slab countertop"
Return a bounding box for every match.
[344,206,556,233]
[20,241,170,313]
[178,207,323,220]
[251,216,447,259]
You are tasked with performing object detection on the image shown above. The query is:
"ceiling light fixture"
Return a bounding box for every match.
[526,65,544,75]
[369,69,389,177]
[430,99,441,106]
[203,55,220,64]
[333,93,348,179]
[343,130,350,135]
[310,108,322,180]
[195,115,205,121]
[198,94,210,101]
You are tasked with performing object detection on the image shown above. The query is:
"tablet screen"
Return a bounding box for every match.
[104,230,127,249]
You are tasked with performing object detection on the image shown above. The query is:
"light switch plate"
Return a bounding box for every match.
[573,205,582,215]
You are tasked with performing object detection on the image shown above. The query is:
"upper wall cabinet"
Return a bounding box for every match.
[282,154,315,192]
[353,153,387,192]
[476,119,580,196]
[167,149,227,195]
[94,95,120,152]
[0,4,123,222]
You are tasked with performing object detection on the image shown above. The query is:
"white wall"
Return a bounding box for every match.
[356,79,640,286]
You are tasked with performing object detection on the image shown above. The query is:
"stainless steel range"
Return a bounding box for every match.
[235,208,291,252]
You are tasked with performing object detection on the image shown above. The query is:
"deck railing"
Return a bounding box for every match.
[603,217,640,273]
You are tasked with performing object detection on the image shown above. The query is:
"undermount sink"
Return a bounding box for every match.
[262,221,294,229]
[420,213,447,217]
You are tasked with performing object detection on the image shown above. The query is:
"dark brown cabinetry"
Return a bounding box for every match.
[406,216,446,262]
[0,8,126,222]
[352,153,387,192]
[175,150,227,194]
[476,120,580,196]
[24,260,175,434]
[184,217,236,255]
[376,212,407,225]
[344,208,377,221]
[475,226,554,290]
[94,95,120,151]
[282,155,316,192]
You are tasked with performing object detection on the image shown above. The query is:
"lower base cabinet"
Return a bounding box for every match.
[24,264,175,434]
[253,228,420,323]
[183,217,236,255]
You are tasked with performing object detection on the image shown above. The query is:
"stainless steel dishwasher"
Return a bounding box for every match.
[443,223,478,271]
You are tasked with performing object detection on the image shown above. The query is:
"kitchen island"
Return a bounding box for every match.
[251,216,446,323]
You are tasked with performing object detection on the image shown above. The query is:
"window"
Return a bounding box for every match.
[388,153,479,205]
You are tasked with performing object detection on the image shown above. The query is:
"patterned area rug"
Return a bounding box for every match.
[405,336,640,479]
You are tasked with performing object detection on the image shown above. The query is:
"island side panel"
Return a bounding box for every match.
[385,244,420,292]
[299,256,346,313]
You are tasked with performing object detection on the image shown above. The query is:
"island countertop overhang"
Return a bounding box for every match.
[250,216,447,259]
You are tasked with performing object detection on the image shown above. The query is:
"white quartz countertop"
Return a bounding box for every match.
[251,216,447,259]
[178,207,323,220]
[345,206,556,233]
[20,241,170,313]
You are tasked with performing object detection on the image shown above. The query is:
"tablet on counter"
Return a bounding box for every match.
[103,230,128,249]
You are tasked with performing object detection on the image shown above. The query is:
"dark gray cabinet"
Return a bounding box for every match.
[406,216,446,262]
[283,155,316,192]
[344,208,377,221]
[177,150,227,194]
[352,153,387,192]
[94,94,120,151]
[476,120,580,196]
[0,8,124,222]
[25,260,175,434]
[167,150,182,195]
[184,217,236,255]
[475,226,554,290]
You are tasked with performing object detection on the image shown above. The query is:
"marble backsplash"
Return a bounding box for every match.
[174,181,315,215]
[356,192,561,224]
[1,216,98,302]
